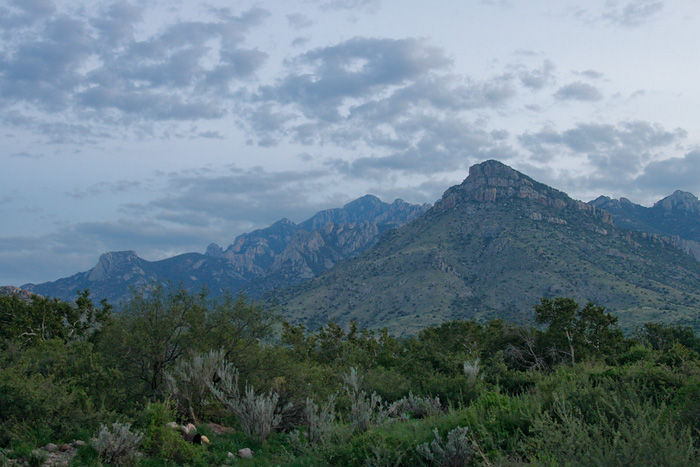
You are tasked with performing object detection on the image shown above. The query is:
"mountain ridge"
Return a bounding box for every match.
[21,195,429,304]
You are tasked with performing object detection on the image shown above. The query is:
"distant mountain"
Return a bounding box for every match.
[21,196,429,304]
[275,161,700,335]
[22,251,245,305]
[590,191,700,260]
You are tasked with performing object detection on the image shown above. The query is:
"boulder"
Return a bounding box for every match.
[238,448,253,459]
[44,443,58,452]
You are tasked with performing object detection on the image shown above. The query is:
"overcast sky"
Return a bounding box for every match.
[1,0,698,286]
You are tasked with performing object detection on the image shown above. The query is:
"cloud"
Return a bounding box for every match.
[241,36,523,171]
[0,4,270,130]
[518,120,689,201]
[520,120,686,165]
[0,16,94,110]
[554,81,603,101]
[0,216,222,285]
[577,69,604,80]
[602,0,663,27]
[137,166,338,231]
[10,151,43,159]
[635,150,700,194]
[0,0,55,30]
[518,60,555,90]
[65,180,142,200]
[256,37,452,122]
[319,0,382,13]
[287,13,313,29]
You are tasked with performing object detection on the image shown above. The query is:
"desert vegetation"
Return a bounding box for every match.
[1,288,700,466]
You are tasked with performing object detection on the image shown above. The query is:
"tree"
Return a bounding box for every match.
[535,297,624,364]
[102,285,208,399]
[205,293,279,370]
[0,290,111,346]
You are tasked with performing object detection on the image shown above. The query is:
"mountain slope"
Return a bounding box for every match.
[275,161,700,335]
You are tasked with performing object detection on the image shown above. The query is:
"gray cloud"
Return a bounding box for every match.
[0,15,93,110]
[554,81,603,101]
[10,151,44,159]
[520,121,686,167]
[65,180,142,200]
[287,13,314,29]
[518,60,555,90]
[602,0,663,27]
[242,37,523,171]
[635,150,700,194]
[0,4,270,129]
[145,166,336,230]
[577,69,604,80]
[320,0,382,13]
[518,121,689,200]
[256,37,452,122]
[0,0,55,30]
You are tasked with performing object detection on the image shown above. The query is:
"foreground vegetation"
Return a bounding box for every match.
[1,288,700,466]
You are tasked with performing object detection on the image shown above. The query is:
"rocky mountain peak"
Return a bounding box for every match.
[436,160,565,207]
[88,251,142,281]
[205,243,223,257]
[653,190,700,214]
[432,161,612,225]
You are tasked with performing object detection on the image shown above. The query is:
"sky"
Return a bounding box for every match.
[1,0,698,286]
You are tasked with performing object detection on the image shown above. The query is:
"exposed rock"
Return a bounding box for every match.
[0,286,38,301]
[238,448,253,459]
[44,443,58,453]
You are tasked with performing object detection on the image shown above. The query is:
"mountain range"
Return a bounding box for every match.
[13,160,700,334]
[20,195,428,305]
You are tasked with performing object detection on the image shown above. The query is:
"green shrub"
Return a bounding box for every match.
[138,401,205,465]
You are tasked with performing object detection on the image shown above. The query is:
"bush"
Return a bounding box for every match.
[165,349,224,423]
[417,426,473,467]
[306,394,336,446]
[395,392,444,419]
[342,367,399,433]
[138,401,205,465]
[92,422,143,467]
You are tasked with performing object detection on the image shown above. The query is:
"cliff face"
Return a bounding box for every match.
[435,160,613,225]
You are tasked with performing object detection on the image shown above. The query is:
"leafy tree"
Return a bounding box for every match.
[205,293,279,369]
[535,297,624,364]
[101,285,208,400]
[0,290,111,346]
